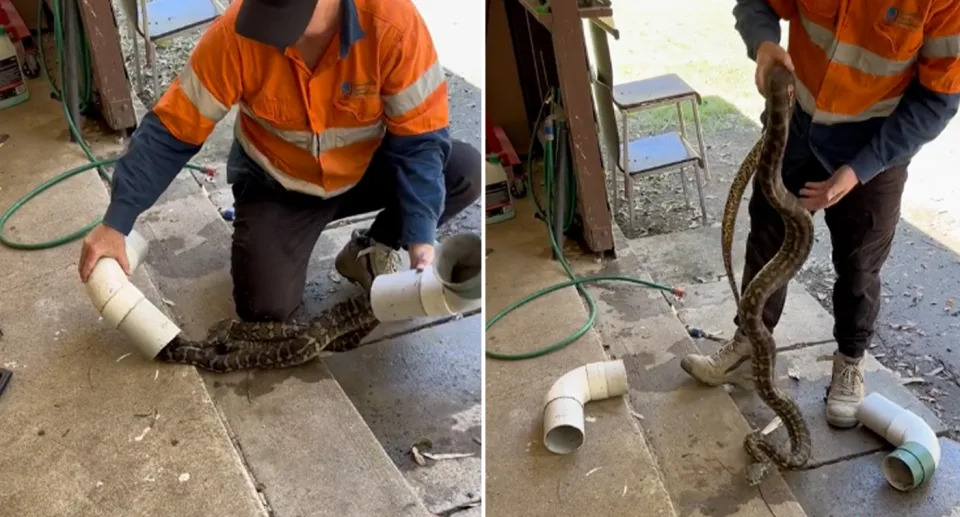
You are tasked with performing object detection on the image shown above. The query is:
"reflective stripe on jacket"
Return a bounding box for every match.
[154,0,448,198]
[766,0,960,124]
[734,0,960,183]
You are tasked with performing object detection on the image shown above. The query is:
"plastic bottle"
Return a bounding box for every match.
[0,26,30,111]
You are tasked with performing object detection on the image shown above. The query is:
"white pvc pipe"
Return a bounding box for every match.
[84,230,181,358]
[856,392,941,491]
[542,360,629,454]
[370,232,482,322]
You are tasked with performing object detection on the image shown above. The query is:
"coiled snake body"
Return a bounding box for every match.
[721,64,813,485]
[156,296,379,373]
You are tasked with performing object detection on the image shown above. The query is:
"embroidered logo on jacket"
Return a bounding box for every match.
[884,7,921,30]
[341,81,377,97]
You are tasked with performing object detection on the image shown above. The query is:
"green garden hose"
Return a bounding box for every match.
[484,91,685,361]
[0,0,207,250]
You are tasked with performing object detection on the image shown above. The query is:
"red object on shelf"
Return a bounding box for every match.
[0,0,30,43]
[485,114,521,168]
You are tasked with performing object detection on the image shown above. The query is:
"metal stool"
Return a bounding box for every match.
[611,73,711,230]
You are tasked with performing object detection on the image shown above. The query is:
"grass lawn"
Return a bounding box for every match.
[605,1,790,134]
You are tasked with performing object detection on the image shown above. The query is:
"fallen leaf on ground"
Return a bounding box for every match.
[761,416,783,435]
[410,446,427,466]
[421,452,474,461]
[900,377,926,385]
[630,411,645,421]
[787,367,800,380]
[585,467,602,477]
[926,366,945,377]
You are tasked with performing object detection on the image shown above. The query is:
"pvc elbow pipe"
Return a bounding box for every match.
[542,360,629,454]
[856,392,941,491]
[370,232,482,322]
[84,230,181,358]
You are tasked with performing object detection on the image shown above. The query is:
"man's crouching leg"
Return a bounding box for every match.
[336,140,482,292]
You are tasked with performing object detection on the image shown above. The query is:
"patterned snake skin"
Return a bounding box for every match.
[156,296,379,373]
[721,63,813,485]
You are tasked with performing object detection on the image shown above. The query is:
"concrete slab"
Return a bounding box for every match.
[323,316,482,514]
[725,342,945,466]
[629,224,747,286]
[783,438,960,517]
[0,81,123,293]
[484,218,678,517]
[0,89,264,516]
[0,265,265,517]
[583,265,806,517]
[138,175,430,516]
[677,279,836,348]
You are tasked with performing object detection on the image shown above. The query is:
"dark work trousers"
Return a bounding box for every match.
[735,127,908,359]
[228,139,481,322]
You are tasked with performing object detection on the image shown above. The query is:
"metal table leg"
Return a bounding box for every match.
[691,97,711,182]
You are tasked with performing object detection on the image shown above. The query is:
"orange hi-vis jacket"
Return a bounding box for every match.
[157,0,447,197]
[104,0,451,246]
[734,0,960,183]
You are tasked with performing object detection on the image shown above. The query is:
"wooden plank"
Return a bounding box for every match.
[78,0,137,132]
[550,0,614,253]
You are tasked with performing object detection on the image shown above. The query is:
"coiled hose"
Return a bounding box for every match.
[0,0,208,250]
[484,89,685,361]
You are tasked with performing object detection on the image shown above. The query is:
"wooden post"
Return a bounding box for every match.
[78,0,137,132]
[549,0,613,253]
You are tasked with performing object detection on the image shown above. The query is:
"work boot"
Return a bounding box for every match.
[335,229,402,293]
[825,351,865,428]
[680,329,753,386]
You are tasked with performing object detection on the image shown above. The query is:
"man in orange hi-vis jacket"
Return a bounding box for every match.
[682,1,960,427]
[77,0,480,322]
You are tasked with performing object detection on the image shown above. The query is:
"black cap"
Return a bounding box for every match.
[235,0,319,49]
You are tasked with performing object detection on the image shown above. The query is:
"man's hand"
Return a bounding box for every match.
[79,223,130,282]
[755,41,794,97]
[409,242,435,272]
[799,165,859,211]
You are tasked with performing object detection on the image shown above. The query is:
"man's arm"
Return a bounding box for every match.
[379,6,451,248]
[732,0,792,60]
[849,1,960,184]
[104,19,242,235]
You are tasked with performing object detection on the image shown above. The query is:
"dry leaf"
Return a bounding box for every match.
[585,467,603,477]
[787,367,800,381]
[421,452,474,461]
[900,377,926,385]
[410,446,427,466]
[926,366,945,377]
[761,416,783,435]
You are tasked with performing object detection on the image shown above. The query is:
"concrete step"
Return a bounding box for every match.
[137,173,431,517]
[0,94,266,517]
[484,204,679,517]
[624,224,960,517]
[582,248,807,517]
